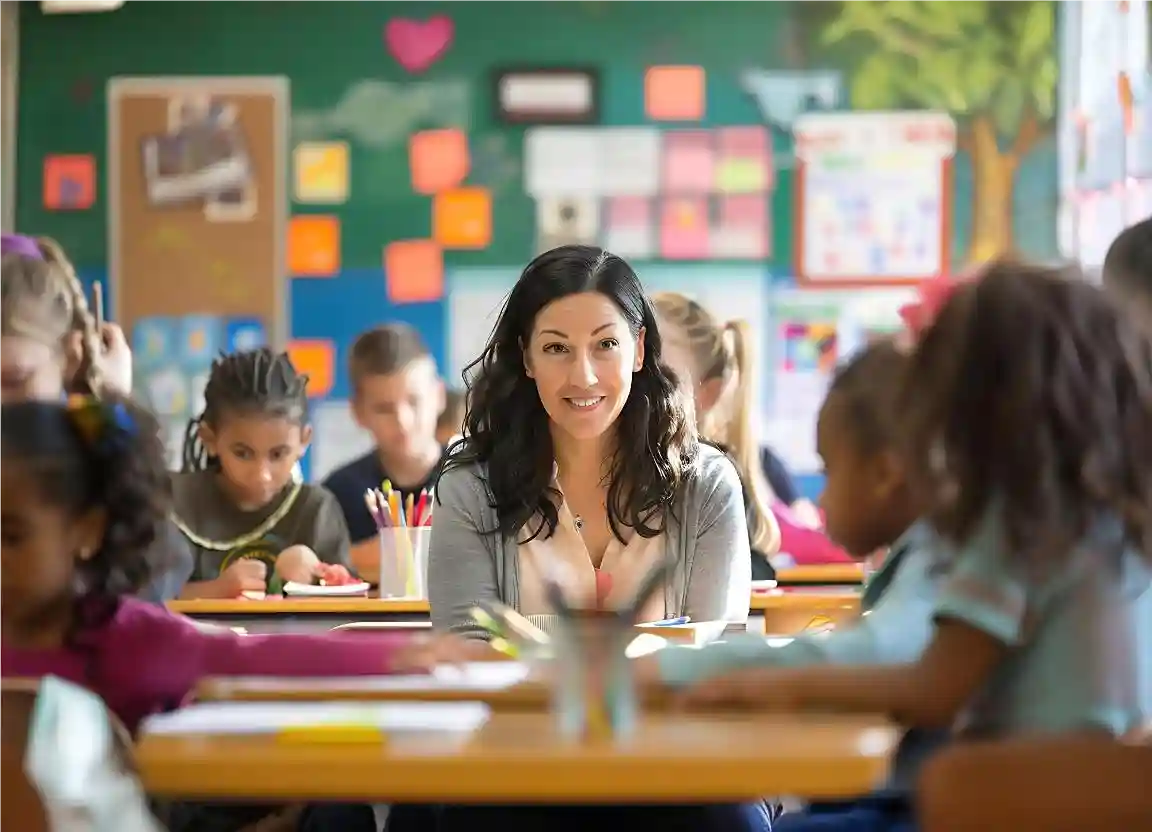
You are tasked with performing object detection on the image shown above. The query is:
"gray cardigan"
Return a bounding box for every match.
[427,444,752,637]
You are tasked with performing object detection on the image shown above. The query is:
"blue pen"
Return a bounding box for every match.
[650,616,690,627]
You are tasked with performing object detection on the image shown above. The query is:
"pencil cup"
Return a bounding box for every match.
[549,610,637,742]
[377,527,431,599]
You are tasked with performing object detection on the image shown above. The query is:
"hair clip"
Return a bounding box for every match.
[898,273,962,340]
[65,395,138,453]
[1,233,44,261]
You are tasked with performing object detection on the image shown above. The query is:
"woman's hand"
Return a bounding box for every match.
[674,668,801,711]
[388,635,503,674]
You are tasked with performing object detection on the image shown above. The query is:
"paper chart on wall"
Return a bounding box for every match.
[763,288,915,475]
[311,400,374,484]
[795,112,956,285]
[446,268,519,386]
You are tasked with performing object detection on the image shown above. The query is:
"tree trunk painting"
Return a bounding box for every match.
[963,112,1042,264]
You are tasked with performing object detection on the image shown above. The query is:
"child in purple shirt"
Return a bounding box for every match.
[0,396,482,831]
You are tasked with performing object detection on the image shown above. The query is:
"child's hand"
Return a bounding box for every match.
[217,559,267,598]
[96,323,133,395]
[674,668,799,711]
[274,545,322,583]
[388,635,502,674]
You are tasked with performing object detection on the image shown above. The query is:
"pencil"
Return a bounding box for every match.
[92,281,104,327]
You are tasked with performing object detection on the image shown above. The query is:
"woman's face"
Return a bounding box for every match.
[524,292,644,444]
[0,336,66,404]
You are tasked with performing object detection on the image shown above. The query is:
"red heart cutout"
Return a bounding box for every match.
[384,16,454,74]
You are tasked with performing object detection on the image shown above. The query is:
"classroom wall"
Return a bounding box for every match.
[14,1,1061,493]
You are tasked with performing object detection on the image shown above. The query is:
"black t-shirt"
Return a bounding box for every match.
[322,449,446,543]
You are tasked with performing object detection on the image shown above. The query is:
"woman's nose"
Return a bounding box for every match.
[568,351,598,386]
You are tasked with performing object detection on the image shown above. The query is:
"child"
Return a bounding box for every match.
[175,348,353,599]
[652,292,850,573]
[646,339,947,789]
[1,232,132,401]
[437,388,466,447]
[1103,216,1152,331]
[1,232,191,604]
[678,262,1152,830]
[323,324,446,565]
[0,396,484,832]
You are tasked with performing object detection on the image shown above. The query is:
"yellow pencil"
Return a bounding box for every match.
[404,493,414,527]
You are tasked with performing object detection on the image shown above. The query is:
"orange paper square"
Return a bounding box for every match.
[433,187,492,249]
[286,339,335,398]
[43,154,96,210]
[288,216,341,277]
[409,129,469,195]
[645,66,706,121]
[385,240,444,304]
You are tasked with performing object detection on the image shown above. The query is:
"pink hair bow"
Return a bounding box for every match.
[898,273,961,340]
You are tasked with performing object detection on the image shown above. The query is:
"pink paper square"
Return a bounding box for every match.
[662,131,715,194]
[607,196,652,228]
[659,197,710,259]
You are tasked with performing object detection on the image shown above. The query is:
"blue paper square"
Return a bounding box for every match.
[225,317,267,354]
[178,316,223,367]
[131,317,178,370]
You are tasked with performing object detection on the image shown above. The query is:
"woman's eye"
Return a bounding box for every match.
[598,338,620,350]
[543,343,568,354]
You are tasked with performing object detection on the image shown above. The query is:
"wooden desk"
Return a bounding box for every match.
[774,564,865,587]
[167,596,430,634]
[749,589,861,635]
[136,704,896,802]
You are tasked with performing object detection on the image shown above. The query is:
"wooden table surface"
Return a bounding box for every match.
[136,704,896,803]
[774,564,865,586]
[168,596,430,616]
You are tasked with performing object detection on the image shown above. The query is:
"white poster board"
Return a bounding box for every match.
[794,112,956,286]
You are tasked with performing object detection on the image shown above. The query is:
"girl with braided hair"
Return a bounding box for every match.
[174,347,355,599]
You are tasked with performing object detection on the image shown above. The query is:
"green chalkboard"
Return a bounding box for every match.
[16,1,800,270]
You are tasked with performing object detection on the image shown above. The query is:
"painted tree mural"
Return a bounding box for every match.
[815,0,1057,262]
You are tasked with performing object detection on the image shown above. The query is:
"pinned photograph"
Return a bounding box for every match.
[204,183,258,223]
[535,197,599,254]
[141,94,253,207]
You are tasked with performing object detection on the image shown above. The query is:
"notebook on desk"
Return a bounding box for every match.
[142,700,491,737]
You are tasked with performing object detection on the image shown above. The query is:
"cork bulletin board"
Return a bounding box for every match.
[107,76,289,346]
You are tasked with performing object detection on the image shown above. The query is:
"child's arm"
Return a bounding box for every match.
[110,599,486,683]
[679,510,1020,728]
[917,735,1152,832]
[653,547,940,687]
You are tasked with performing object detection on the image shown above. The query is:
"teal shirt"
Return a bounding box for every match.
[657,520,943,687]
[937,510,1152,739]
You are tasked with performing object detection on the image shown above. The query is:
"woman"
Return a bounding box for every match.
[652,293,851,573]
[422,245,767,832]
[429,246,752,635]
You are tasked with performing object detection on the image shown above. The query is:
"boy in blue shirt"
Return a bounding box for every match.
[322,325,446,566]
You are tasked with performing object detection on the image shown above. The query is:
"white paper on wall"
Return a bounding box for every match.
[599,128,661,196]
[524,128,601,196]
[446,268,519,386]
[535,196,600,254]
[310,400,374,483]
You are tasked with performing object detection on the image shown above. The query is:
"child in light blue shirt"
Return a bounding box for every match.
[678,263,1152,832]
[652,341,945,788]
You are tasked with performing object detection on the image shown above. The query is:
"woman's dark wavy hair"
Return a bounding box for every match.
[442,244,697,542]
[899,259,1152,572]
[1,397,172,604]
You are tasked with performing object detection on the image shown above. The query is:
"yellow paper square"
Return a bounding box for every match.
[293,142,350,204]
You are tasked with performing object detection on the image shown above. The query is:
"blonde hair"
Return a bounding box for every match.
[652,292,780,554]
[1,236,103,395]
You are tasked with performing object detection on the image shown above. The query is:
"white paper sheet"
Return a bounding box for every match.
[141,701,491,737]
[600,128,661,196]
[208,662,532,697]
[524,128,601,196]
[310,400,374,483]
[446,268,518,384]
